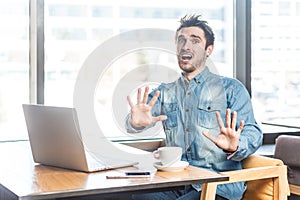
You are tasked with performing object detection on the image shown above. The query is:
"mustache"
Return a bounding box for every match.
[177,48,206,56]
[177,50,192,56]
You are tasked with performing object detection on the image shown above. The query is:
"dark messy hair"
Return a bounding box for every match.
[176,14,215,49]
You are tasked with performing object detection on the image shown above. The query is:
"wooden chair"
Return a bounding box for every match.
[200,154,289,200]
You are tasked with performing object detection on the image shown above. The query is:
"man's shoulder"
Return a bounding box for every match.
[218,75,245,88]
[158,79,180,89]
[205,72,239,85]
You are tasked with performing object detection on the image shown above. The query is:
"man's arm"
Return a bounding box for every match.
[202,80,263,161]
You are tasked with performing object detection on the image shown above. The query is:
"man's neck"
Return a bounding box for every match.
[184,66,206,81]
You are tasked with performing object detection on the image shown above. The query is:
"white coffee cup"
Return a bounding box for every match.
[153,146,182,166]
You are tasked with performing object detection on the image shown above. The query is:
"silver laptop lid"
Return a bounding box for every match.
[23,104,138,172]
[22,104,90,171]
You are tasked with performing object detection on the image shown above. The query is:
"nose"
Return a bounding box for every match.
[181,40,191,50]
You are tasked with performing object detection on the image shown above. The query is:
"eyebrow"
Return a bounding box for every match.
[190,34,201,40]
[177,34,201,40]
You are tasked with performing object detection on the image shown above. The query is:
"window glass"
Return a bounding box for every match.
[251,0,300,128]
[0,0,29,141]
[297,2,300,16]
[44,0,234,139]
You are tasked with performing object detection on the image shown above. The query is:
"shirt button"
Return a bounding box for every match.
[197,80,201,84]
[186,128,190,132]
[187,92,191,95]
[185,109,189,112]
[207,106,211,110]
[187,147,191,152]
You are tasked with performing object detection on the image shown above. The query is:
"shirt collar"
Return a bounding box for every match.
[180,67,211,85]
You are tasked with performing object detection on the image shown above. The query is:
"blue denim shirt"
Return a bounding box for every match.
[126,67,263,200]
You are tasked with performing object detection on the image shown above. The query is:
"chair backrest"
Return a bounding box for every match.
[242,155,288,200]
[274,135,300,196]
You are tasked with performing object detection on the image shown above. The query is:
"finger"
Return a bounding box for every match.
[127,96,134,109]
[225,108,231,128]
[137,88,141,104]
[202,130,217,144]
[215,111,224,129]
[236,120,245,136]
[142,86,149,104]
[231,111,237,129]
[152,115,168,123]
[148,90,160,107]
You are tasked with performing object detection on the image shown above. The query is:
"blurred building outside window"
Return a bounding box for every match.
[0,0,29,141]
[251,0,300,131]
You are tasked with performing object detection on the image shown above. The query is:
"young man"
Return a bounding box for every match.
[126,14,263,200]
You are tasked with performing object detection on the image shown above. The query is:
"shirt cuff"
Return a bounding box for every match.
[223,146,239,159]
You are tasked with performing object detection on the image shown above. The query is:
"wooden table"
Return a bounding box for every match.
[0,141,228,200]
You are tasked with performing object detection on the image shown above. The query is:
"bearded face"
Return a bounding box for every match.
[176,27,213,79]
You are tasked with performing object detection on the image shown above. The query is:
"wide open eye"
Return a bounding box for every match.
[192,39,200,44]
[177,37,186,44]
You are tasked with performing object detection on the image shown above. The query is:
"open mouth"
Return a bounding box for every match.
[181,54,192,61]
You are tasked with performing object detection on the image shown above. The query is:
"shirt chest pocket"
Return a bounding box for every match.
[197,101,223,129]
[162,103,178,129]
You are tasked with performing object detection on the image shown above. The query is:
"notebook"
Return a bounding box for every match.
[22,104,138,172]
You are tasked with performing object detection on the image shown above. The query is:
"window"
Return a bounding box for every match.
[43,0,234,139]
[251,0,300,129]
[1,0,299,144]
[0,0,29,141]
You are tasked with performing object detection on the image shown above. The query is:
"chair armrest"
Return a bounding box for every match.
[200,163,289,200]
[290,184,300,196]
[220,165,287,184]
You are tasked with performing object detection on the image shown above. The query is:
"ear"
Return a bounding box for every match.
[206,45,214,57]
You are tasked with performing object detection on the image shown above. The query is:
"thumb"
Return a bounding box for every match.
[152,115,168,123]
[202,130,216,144]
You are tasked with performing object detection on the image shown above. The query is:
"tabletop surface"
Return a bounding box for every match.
[0,141,228,200]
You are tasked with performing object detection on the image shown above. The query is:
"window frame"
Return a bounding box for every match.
[30,0,44,104]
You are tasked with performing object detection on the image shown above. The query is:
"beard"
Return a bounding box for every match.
[178,61,197,73]
[177,48,207,74]
[177,55,206,74]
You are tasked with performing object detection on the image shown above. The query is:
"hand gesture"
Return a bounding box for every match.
[127,86,167,127]
[202,109,244,152]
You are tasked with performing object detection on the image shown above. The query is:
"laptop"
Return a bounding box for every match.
[22,104,138,172]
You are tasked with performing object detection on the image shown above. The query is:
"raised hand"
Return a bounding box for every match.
[127,86,167,127]
[202,109,244,152]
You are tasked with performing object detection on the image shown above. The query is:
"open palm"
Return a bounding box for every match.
[203,109,244,152]
[127,86,167,127]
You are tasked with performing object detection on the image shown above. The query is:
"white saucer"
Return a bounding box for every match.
[153,161,189,172]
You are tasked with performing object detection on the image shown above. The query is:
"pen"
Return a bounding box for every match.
[125,172,150,176]
[106,172,151,179]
